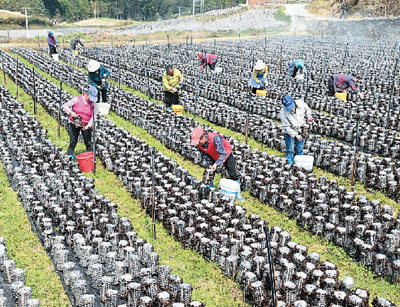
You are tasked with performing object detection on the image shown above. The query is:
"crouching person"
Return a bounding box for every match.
[190,126,243,201]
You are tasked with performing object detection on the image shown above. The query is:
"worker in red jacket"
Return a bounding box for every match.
[191,126,243,201]
[198,52,218,71]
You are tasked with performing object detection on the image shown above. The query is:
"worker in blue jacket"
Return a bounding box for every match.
[288,59,306,78]
[87,60,110,103]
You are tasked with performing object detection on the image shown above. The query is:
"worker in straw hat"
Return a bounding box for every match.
[280,95,313,166]
[249,59,268,94]
[191,126,243,201]
[88,60,110,103]
[198,52,218,71]
[62,86,98,161]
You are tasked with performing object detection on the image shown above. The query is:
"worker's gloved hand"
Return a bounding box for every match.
[70,111,78,118]
[83,123,92,130]
[103,73,107,78]
[179,81,183,87]
[172,88,179,93]
[101,79,107,89]
[307,116,313,122]
[296,135,303,142]
[209,164,217,171]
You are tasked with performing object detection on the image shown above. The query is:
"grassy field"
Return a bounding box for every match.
[8,51,400,304]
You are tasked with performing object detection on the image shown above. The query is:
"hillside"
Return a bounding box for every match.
[0,0,245,23]
[309,0,400,17]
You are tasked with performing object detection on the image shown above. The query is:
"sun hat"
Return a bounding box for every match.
[255,60,265,70]
[87,86,98,102]
[191,126,204,146]
[88,60,100,72]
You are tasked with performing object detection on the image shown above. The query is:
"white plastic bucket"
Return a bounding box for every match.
[52,54,59,61]
[219,178,240,201]
[294,155,314,171]
[97,102,110,115]
[295,73,304,80]
[214,67,223,73]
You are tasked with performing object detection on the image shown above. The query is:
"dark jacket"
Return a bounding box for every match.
[88,65,110,90]
[70,38,84,49]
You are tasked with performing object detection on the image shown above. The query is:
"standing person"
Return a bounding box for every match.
[249,60,268,94]
[190,126,243,201]
[88,60,110,103]
[339,0,349,19]
[198,52,218,71]
[70,35,84,50]
[288,59,306,78]
[162,65,184,110]
[47,31,58,55]
[62,86,98,160]
[327,73,364,99]
[280,95,313,165]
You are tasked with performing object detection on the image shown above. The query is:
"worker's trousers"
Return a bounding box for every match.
[284,133,304,165]
[97,88,108,103]
[223,154,239,181]
[68,123,93,155]
[208,61,217,71]
[164,91,180,108]
[49,47,57,55]
[339,9,347,19]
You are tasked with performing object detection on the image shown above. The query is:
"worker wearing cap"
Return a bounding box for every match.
[280,95,313,165]
[198,52,218,71]
[62,86,98,161]
[288,59,306,78]
[249,60,268,94]
[47,31,58,55]
[191,126,243,201]
[162,65,184,110]
[328,74,364,100]
[88,60,110,103]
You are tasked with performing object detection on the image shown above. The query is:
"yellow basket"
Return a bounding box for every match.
[73,50,79,55]
[335,92,347,102]
[256,89,268,96]
[171,104,183,115]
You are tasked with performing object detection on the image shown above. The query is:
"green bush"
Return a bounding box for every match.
[274,9,292,24]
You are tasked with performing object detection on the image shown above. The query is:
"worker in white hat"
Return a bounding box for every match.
[88,60,110,103]
[249,59,268,94]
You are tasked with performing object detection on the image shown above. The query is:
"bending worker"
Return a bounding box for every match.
[88,60,110,103]
[198,52,218,71]
[70,36,84,50]
[280,95,313,165]
[162,65,183,110]
[191,126,243,201]
[249,60,267,94]
[47,31,58,55]
[328,73,364,100]
[62,86,98,161]
[288,59,306,78]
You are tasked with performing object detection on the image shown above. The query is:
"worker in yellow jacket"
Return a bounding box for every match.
[249,60,268,94]
[162,65,184,110]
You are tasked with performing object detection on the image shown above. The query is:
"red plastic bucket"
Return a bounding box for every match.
[76,152,94,173]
